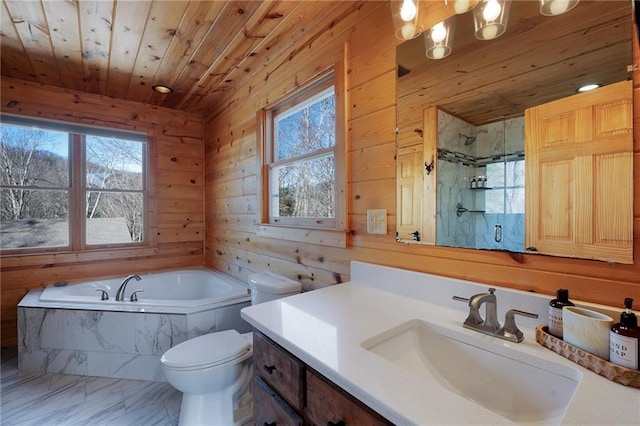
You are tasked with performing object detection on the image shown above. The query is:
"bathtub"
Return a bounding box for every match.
[18,268,252,381]
[38,268,250,312]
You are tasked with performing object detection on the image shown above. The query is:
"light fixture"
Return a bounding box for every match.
[539,0,580,16]
[425,17,456,60]
[446,0,479,14]
[391,0,423,40]
[577,83,601,93]
[152,84,173,94]
[473,0,510,41]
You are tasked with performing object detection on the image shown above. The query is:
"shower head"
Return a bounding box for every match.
[459,133,476,145]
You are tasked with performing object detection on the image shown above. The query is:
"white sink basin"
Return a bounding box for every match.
[361,319,582,424]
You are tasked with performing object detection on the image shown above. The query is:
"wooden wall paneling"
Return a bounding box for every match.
[350,142,396,183]
[349,70,396,121]
[349,106,396,152]
[211,229,351,278]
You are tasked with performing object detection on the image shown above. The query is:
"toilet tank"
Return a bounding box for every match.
[248,272,301,305]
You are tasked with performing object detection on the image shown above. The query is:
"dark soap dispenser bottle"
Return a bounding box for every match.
[610,298,639,370]
[548,289,574,338]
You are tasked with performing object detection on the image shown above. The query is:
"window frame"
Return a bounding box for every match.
[0,115,150,255]
[256,61,348,248]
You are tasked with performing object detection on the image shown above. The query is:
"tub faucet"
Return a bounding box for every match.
[115,274,141,301]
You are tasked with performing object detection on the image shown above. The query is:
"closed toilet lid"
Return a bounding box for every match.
[161,330,251,369]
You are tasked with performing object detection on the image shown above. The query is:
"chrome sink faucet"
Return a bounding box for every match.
[115,274,141,301]
[453,288,538,343]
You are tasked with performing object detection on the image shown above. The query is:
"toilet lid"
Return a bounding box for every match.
[161,330,251,369]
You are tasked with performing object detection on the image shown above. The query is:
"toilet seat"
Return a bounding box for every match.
[161,330,251,370]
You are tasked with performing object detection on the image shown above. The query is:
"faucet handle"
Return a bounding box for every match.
[94,289,109,300]
[499,309,539,343]
[130,289,144,302]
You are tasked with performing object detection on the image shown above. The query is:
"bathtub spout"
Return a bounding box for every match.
[115,274,141,301]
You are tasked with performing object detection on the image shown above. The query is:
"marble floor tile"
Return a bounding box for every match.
[1,347,181,425]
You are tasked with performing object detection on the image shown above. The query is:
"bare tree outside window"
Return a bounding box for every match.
[271,86,336,223]
[0,122,147,250]
[1,126,70,248]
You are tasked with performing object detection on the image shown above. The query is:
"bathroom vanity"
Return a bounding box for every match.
[253,331,390,425]
[241,261,640,425]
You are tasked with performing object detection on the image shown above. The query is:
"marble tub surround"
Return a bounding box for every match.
[18,293,251,381]
[241,261,640,425]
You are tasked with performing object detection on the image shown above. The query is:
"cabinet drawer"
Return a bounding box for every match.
[253,331,305,410]
[253,377,303,426]
[306,369,393,426]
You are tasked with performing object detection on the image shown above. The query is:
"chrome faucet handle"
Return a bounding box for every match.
[130,289,144,302]
[499,309,539,343]
[94,289,109,300]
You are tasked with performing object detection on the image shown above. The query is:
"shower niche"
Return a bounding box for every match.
[436,109,525,252]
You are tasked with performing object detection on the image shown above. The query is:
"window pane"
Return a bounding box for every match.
[86,136,144,190]
[86,191,144,244]
[0,189,69,249]
[270,154,335,219]
[1,124,69,187]
[275,88,335,161]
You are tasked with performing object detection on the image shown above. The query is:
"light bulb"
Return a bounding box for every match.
[481,23,499,39]
[454,0,470,14]
[550,0,570,15]
[401,23,417,40]
[400,0,417,22]
[430,46,447,59]
[431,22,447,43]
[483,0,501,21]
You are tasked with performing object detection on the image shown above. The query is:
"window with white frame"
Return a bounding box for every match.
[0,116,148,252]
[261,72,346,230]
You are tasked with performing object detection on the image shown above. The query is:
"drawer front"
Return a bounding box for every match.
[253,377,303,426]
[253,332,305,410]
[306,369,393,426]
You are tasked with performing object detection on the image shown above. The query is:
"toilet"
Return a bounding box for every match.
[161,272,301,425]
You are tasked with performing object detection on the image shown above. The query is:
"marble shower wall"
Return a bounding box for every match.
[437,110,525,252]
[436,110,476,248]
[18,301,251,381]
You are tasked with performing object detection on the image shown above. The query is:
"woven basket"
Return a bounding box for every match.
[535,325,640,388]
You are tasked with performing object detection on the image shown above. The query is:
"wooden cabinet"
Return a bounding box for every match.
[252,331,392,426]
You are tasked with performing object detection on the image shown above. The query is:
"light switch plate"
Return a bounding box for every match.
[367,209,387,234]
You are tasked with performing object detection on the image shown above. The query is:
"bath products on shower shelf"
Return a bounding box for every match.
[548,288,574,338]
[470,177,477,189]
[610,298,639,370]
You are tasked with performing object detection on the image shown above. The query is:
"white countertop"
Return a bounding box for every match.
[241,261,639,425]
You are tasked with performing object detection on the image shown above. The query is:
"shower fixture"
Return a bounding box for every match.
[460,129,488,145]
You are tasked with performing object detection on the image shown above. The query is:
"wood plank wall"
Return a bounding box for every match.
[0,78,205,346]
[1,1,638,347]
[205,2,639,306]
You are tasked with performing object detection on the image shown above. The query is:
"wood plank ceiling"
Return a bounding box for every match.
[0,0,368,116]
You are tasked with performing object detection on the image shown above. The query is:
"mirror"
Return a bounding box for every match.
[396,1,632,258]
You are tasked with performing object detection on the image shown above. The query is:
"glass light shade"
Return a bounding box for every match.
[425,17,456,60]
[391,0,423,40]
[447,0,479,14]
[473,0,510,40]
[539,0,580,16]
